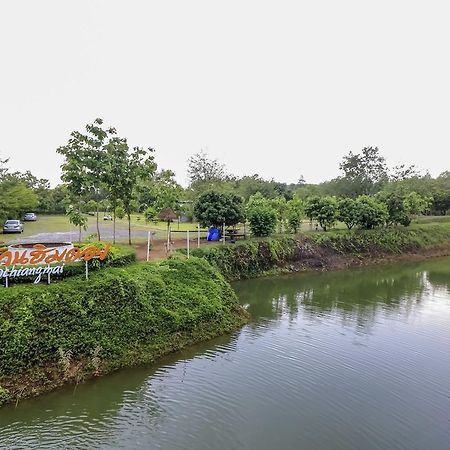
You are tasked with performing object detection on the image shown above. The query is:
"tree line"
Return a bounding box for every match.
[1,120,450,243]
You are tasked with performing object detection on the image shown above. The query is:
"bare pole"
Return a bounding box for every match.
[222,221,226,245]
[197,223,200,248]
[146,230,151,262]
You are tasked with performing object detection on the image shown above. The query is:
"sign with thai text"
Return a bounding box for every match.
[0,243,111,285]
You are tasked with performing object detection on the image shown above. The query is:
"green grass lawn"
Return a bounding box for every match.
[2,214,449,246]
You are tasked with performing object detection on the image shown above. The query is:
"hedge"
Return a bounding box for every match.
[182,225,450,280]
[0,258,245,379]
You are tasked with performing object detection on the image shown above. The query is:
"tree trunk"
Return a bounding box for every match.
[128,213,131,245]
[113,203,116,245]
[78,199,82,243]
[96,201,101,241]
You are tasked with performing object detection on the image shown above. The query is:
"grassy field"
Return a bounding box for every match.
[2,214,449,246]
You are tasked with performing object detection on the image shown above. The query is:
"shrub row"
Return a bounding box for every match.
[186,225,450,280]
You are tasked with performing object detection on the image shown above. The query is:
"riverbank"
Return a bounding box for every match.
[187,224,450,280]
[0,258,248,407]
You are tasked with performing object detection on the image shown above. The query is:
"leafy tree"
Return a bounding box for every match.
[270,196,288,232]
[337,147,388,197]
[138,169,182,212]
[66,204,88,240]
[303,196,321,225]
[187,151,232,196]
[144,206,158,223]
[314,196,338,231]
[376,192,411,227]
[0,180,39,222]
[247,194,277,237]
[355,196,388,229]
[194,191,245,228]
[57,118,115,240]
[286,199,303,233]
[337,197,359,230]
[403,192,431,218]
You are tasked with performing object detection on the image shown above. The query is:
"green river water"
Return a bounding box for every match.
[1,258,450,449]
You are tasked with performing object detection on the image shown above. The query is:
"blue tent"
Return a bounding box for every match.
[207,227,220,241]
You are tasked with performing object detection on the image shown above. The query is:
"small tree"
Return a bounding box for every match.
[286,199,303,233]
[194,191,245,229]
[66,204,88,241]
[248,205,277,237]
[337,197,359,230]
[314,196,338,231]
[303,196,321,225]
[355,196,388,229]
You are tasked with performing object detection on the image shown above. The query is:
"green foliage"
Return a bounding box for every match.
[247,193,277,237]
[0,180,39,222]
[314,196,338,231]
[0,258,244,379]
[337,197,358,229]
[310,225,450,255]
[66,205,88,234]
[303,196,321,223]
[189,237,297,280]
[0,385,11,406]
[188,224,450,281]
[354,195,388,229]
[375,192,411,227]
[144,206,158,223]
[194,191,245,227]
[287,199,303,233]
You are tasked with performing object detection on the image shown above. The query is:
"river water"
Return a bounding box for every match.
[1,259,450,449]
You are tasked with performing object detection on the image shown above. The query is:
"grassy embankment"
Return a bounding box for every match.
[184,223,450,280]
[0,258,247,406]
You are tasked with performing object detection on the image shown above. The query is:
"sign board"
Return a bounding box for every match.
[0,243,111,285]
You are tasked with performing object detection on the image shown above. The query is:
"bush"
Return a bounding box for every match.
[248,205,277,237]
[0,258,245,377]
[355,195,388,229]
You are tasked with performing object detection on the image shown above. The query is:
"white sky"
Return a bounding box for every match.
[1,1,449,187]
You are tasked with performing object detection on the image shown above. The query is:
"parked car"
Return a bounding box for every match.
[23,212,37,221]
[103,214,113,221]
[3,220,24,234]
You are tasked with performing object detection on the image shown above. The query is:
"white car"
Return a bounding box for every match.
[23,212,37,221]
[103,215,113,221]
[3,220,24,234]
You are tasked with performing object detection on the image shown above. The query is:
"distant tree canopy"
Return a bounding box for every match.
[193,191,245,228]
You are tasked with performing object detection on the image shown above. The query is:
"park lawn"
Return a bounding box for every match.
[0,215,75,243]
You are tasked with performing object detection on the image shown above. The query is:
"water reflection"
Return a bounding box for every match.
[234,259,450,333]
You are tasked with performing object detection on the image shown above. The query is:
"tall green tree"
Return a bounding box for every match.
[57,118,114,241]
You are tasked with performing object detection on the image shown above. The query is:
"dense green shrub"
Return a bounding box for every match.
[0,258,244,376]
[355,195,388,229]
[194,191,245,227]
[188,225,450,279]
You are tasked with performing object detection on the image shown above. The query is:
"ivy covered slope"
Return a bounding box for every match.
[0,258,247,406]
[187,224,450,280]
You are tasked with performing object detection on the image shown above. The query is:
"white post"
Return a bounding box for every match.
[167,224,171,255]
[48,264,51,284]
[222,221,226,244]
[187,230,190,258]
[146,230,151,262]
[197,223,200,248]
[85,260,88,280]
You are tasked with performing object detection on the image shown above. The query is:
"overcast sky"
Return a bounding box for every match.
[1,1,449,187]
